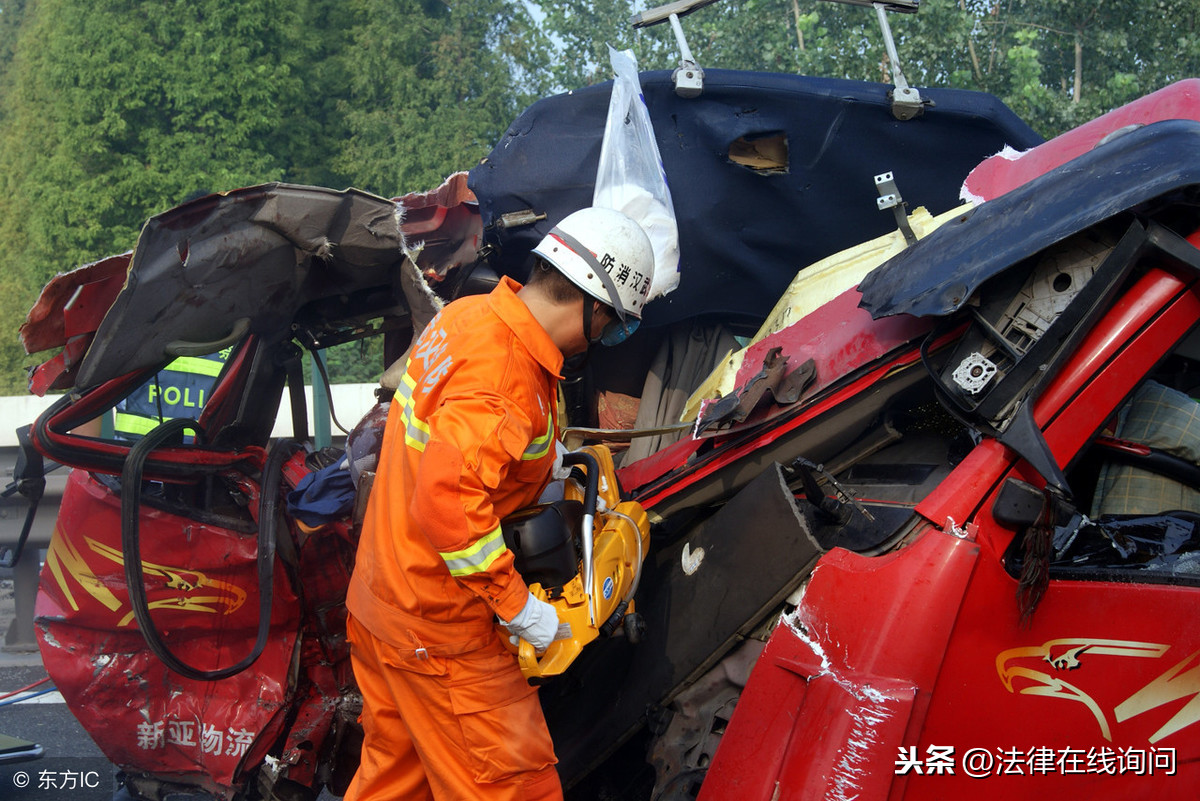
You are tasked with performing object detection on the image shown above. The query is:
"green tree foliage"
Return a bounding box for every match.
[305,338,387,386]
[333,0,552,196]
[987,0,1200,132]
[0,0,544,392]
[0,0,332,392]
[0,0,27,79]
[571,0,1200,138]
[279,0,359,189]
[536,1,674,88]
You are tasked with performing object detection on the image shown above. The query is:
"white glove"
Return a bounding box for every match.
[551,440,573,480]
[501,592,559,653]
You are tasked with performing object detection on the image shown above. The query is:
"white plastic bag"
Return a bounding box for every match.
[594,46,680,301]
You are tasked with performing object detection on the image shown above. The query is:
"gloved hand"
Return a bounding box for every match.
[501,591,559,653]
[551,440,573,480]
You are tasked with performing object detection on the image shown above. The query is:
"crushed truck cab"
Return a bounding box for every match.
[12,61,1200,800]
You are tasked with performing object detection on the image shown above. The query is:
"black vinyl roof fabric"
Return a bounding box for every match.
[859,119,1200,319]
[470,68,1042,328]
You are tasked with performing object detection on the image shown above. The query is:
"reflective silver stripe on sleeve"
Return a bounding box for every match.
[441,526,507,577]
[395,369,431,452]
[522,413,554,461]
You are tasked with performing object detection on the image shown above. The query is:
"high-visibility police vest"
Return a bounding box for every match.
[113,350,230,439]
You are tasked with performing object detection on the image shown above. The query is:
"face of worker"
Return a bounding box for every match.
[564,299,617,358]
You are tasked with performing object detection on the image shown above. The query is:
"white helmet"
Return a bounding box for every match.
[532,207,654,322]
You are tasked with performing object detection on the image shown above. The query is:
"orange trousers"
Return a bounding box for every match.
[345,614,563,801]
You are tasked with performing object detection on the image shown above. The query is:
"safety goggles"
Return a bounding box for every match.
[599,316,640,347]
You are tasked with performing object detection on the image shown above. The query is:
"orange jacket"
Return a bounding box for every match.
[347,278,563,652]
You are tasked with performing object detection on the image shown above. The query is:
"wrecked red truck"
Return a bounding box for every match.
[7,56,1200,800]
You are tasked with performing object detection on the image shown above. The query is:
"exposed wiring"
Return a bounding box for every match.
[0,676,50,701]
[0,687,57,707]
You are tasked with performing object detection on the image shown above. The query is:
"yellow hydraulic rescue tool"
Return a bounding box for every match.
[500,445,650,681]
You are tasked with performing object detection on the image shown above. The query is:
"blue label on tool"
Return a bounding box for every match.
[602,576,614,600]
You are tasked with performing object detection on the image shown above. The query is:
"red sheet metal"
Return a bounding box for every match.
[395,171,483,283]
[27,336,89,396]
[913,522,1200,795]
[708,256,1200,800]
[963,79,1200,203]
[620,288,931,500]
[701,288,931,434]
[19,253,130,354]
[271,468,359,789]
[21,253,132,394]
[36,470,301,799]
[32,388,266,480]
[700,526,980,801]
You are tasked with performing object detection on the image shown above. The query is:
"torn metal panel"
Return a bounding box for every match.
[769,648,916,801]
[693,289,931,438]
[20,253,131,394]
[74,184,409,390]
[681,204,966,424]
[20,253,130,354]
[394,171,483,284]
[35,469,301,799]
[962,79,1200,203]
[695,349,815,434]
[700,526,979,800]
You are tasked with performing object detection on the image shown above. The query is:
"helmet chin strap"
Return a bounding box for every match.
[582,298,604,347]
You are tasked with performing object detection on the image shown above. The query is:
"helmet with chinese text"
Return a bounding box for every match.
[532,207,654,322]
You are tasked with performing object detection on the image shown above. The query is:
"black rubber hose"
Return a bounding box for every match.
[122,419,301,681]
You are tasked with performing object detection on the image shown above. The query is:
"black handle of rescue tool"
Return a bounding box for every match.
[559,451,599,515]
[560,450,601,633]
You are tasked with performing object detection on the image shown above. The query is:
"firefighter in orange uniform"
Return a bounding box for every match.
[345,207,656,800]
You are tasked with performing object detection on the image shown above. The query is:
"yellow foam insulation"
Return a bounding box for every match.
[681,203,975,423]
